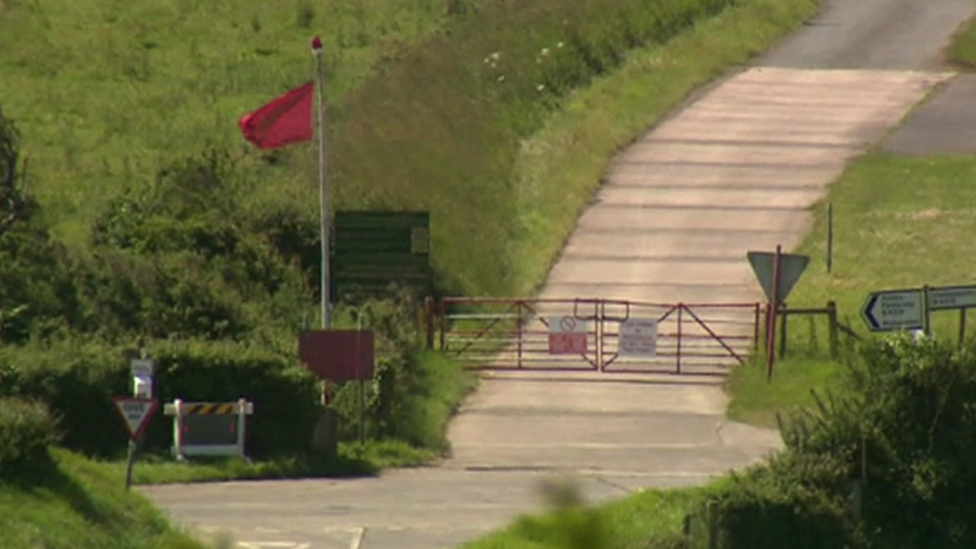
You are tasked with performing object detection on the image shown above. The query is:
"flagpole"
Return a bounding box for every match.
[311,36,330,331]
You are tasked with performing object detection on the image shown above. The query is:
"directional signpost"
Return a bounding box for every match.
[861,284,976,343]
[928,285,976,311]
[861,289,924,332]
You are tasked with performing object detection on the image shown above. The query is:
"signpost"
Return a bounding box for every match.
[548,316,588,354]
[861,289,925,332]
[748,247,810,381]
[861,284,976,343]
[618,318,658,358]
[112,396,159,490]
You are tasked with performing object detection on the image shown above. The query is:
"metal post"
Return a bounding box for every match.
[960,308,968,347]
[516,301,524,369]
[922,285,931,337]
[707,500,719,549]
[173,398,185,461]
[237,398,247,459]
[439,299,447,352]
[312,37,331,330]
[827,203,833,273]
[676,305,683,374]
[778,304,788,359]
[766,245,782,382]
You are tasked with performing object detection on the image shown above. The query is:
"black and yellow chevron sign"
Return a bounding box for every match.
[182,402,237,415]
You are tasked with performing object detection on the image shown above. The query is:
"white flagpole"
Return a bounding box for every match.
[311,37,331,330]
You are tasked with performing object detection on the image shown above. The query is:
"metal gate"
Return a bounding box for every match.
[436,298,760,376]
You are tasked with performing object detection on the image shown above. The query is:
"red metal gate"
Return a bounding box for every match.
[436,298,760,376]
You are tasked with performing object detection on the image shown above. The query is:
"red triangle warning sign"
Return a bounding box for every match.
[112,397,159,442]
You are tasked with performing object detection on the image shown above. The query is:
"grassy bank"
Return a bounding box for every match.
[727,153,976,427]
[0,449,212,549]
[950,12,976,67]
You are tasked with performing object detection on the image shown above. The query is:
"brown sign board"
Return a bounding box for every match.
[298,330,375,381]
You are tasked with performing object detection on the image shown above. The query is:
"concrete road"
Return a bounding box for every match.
[756,0,975,70]
[143,2,973,548]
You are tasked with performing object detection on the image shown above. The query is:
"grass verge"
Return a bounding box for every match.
[727,153,976,427]
[949,12,976,67]
[0,448,212,549]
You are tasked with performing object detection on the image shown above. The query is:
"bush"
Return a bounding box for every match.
[775,335,976,548]
[0,337,320,459]
[0,396,60,477]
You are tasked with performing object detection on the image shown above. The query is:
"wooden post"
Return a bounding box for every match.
[828,301,839,359]
[707,501,720,549]
[827,203,834,273]
[425,296,435,350]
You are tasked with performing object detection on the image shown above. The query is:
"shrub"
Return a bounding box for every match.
[777,335,976,548]
[0,396,60,477]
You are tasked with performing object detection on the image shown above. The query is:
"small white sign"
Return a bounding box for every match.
[928,286,976,311]
[130,358,155,378]
[619,318,658,357]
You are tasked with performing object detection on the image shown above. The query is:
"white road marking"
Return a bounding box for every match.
[349,527,367,549]
[238,542,309,549]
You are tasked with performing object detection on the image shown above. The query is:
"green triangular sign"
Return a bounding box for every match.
[747,251,810,304]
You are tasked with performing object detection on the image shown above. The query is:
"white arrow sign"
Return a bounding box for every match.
[861,289,924,332]
[112,397,159,442]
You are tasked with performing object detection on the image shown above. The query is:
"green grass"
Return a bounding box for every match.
[460,481,709,549]
[726,357,848,428]
[0,0,469,243]
[949,13,976,67]
[727,153,976,427]
[0,448,213,549]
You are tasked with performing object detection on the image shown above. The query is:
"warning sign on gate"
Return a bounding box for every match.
[548,316,588,354]
[619,318,657,358]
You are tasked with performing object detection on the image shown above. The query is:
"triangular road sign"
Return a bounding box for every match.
[112,397,160,442]
[747,251,810,304]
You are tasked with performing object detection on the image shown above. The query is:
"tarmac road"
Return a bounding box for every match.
[142,1,976,548]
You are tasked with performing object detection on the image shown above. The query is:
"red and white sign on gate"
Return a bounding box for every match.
[548,315,588,354]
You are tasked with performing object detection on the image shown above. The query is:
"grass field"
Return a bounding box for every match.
[0,0,467,243]
[0,449,212,549]
[727,152,976,427]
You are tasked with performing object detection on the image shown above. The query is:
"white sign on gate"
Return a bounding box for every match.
[619,318,657,358]
[548,315,588,354]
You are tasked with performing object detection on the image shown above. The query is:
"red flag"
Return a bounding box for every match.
[239,81,314,149]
